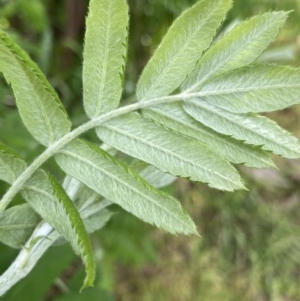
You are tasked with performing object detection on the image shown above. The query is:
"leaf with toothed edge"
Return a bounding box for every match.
[181,11,289,92]
[191,65,300,113]
[184,101,300,159]
[83,0,129,118]
[0,30,71,146]
[22,171,95,290]
[142,103,275,169]
[137,0,232,101]
[55,139,198,235]
[96,112,245,191]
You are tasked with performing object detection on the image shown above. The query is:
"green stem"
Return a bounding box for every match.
[0,94,184,213]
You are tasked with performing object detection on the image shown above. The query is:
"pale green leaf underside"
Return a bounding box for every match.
[182,11,288,92]
[142,103,274,168]
[0,204,41,249]
[0,143,27,184]
[0,31,71,146]
[184,101,300,159]
[56,139,197,235]
[22,170,95,290]
[196,65,300,113]
[96,113,244,191]
[83,0,128,118]
[136,0,232,101]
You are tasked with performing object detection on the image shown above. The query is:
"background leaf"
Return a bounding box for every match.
[83,0,129,118]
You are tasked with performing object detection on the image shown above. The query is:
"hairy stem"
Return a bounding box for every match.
[0,94,184,213]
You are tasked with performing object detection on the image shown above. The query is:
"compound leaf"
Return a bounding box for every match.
[184,101,300,158]
[96,113,244,191]
[83,0,129,118]
[55,139,197,235]
[136,0,232,101]
[0,30,71,146]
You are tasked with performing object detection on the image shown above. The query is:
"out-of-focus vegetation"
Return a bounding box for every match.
[1,0,300,300]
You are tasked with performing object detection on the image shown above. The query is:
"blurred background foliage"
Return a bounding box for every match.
[1,0,300,300]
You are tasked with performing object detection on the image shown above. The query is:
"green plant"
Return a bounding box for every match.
[1,0,300,296]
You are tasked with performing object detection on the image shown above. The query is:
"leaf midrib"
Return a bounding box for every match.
[190,83,300,97]
[95,1,112,116]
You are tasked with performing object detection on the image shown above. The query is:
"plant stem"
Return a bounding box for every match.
[0,94,184,213]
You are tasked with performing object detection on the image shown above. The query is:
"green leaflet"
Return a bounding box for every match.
[55,207,113,245]
[22,171,95,290]
[193,65,300,113]
[55,139,197,235]
[0,204,41,249]
[83,0,129,118]
[182,12,288,92]
[0,30,71,146]
[0,142,27,184]
[142,103,275,168]
[136,0,232,101]
[96,113,244,191]
[184,101,300,159]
